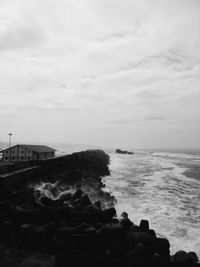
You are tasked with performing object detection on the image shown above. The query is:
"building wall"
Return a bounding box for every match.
[3,145,33,162]
[2,145,55,162]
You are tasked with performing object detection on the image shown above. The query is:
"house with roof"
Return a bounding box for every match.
[1,144,56,162]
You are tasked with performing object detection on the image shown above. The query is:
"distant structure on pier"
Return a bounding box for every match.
[1,144,56,162]
[116,149,134,155]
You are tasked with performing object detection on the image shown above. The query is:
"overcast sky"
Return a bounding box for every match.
[0,0,200,149]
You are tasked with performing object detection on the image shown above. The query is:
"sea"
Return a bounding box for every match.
[55,145,200,257]
[103,150,200,257]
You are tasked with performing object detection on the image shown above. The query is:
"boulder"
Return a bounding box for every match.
[120,215,133,233]
[155,238,170,262]
[100,207,116,223]
[72,189,83,200]
[188,251,199,263]
[19,223,36,250]
[139,219,149,232]
[1,220,16,247]
[173,250,189,264]
[81,195,92,207]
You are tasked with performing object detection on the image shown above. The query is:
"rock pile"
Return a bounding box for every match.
[0,186,199,267]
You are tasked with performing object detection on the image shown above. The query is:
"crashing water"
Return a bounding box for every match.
[103,150,200,257]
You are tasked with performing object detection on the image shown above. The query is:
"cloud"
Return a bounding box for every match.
[108,118,137,125]
[0,23,45,50]
[0,0,200,148]
[144,115,172,121]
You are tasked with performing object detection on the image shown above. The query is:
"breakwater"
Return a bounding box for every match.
[0,150,199,266]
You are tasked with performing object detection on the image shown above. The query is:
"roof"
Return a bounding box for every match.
[1,144,56,153]
[21,145,56,153]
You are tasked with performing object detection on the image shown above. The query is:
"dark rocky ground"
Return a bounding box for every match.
[0,150,199,267]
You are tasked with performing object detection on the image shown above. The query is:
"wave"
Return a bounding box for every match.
[104,151,200,257]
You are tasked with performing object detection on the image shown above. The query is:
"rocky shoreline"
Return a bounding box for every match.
[0,150,199,266]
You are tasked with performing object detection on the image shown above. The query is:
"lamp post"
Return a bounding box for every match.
[8,133,12,162]
[8,133,12,148]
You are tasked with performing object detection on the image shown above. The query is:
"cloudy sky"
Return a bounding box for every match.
[0,0,200,149]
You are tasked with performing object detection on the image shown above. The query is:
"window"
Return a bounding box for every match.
[21,151,24,153]
[5,157,8,160]
[21,157,24,160]
[12,151,15,153]
[27,157,31,160]
[6,151,8,153]
[12,157,15,160]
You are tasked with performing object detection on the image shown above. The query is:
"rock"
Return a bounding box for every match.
[33,227,47,250]
[59,191,72,202]
[40,196,61,207]
[139,219,149,232]
[188,251,199,263]
[132,242,147,260]
[10,205,40,225]
[148,229,157,238]
[174,250,189,264]
[56,227,77,240]
[149,253,166,264]
[100,207,116,223]
[11,187,35,205]
[39,205,70,222]
[72,189,83,200]
[98,223,128,255]
[81,195,92,207]
[94,200,102,210]
[19,224,36,250]
[84,227,96,234]
[0,200,10,213]
[126,231,140,248]
[120,212,133,233]
[1,220,16,247]
[40,221,58,235]
[155,238,170,261]
[138,232,156,247]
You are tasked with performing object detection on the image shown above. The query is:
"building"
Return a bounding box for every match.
[1,144,56,162]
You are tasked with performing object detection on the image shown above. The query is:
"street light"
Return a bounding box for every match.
[8,133,12,148]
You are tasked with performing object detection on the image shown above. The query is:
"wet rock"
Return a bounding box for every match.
[72,189,83,200]
[1,220,16,247]
[94,200,102,210]
[120,212,133,233]
[11,188,35,205]
[149,253,166,264]
[10,205,40,225]
[130,242,147,263]
[59,191,72,202]
[173,250,189,264]
[41,221,58,235]
[33,227,47,250]
[155,238,170,261]
[81,194,92,207]
[98,223,128,255]
[138,232,156,246]
[100,207,116,223]
[188,251,199,263]
[19,223,36,250]
[139,219,149,232]
[148,229,157,238]
[126,231,140,249]
[56,227,77,240]
[0,200,11,213]
[40,196,61,207]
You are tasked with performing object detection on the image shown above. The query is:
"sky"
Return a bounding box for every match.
[0,0,200,149]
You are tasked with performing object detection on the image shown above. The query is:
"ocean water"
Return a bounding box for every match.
[103,150,200,257]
